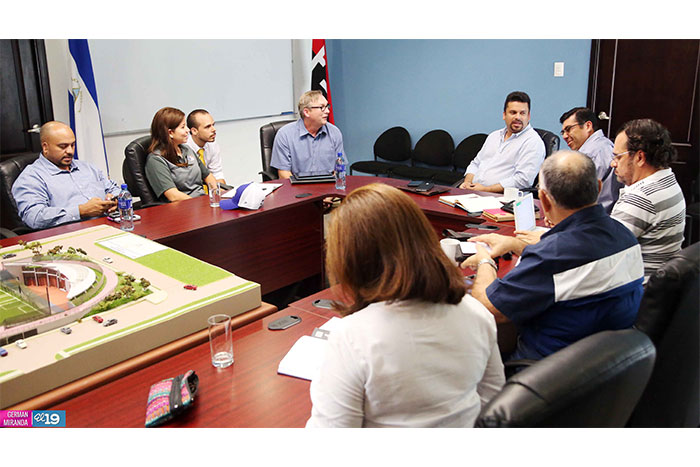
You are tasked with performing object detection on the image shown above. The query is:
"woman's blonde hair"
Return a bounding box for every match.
[326,183,466,315]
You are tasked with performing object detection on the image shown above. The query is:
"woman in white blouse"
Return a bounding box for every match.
[306,183,505,428]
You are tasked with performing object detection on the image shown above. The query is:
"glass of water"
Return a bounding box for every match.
[208,314,234,368]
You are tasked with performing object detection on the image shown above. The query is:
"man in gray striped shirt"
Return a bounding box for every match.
[610,119,686,282]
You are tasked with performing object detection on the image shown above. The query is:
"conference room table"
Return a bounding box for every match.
[1,175,531,422]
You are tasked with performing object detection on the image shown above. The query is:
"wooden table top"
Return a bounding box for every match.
[2,176,533,420]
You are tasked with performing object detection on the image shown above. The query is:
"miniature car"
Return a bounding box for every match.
[184,284,197,290]
[2,253,17,259]
[103,318,118,327]
[61,327,72,335]
[103,257,113,263]
[15,339,27,349]
[0,347,7,357]
[92,316,104,323]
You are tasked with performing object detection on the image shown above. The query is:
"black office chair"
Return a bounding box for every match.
[522,128,561,198]
[433,133,487,186]
[0,152,39,238]
[259,120,295,181]
[627,242,700,427]
[391,129,454,181]
[123,135,163,208]
[476,328,656,428]
[350,126,412,176]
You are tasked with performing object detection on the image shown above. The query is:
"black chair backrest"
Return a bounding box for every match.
[373,126,412,162]
[535,128,560,158]
[259,120,295,181]
[628,242,700,427]
[529,128,561,189]
[476,329,656,428]
[454,133,487,171]
[123,135,159,205]
[1,152,39,233]
[411,129,454,167]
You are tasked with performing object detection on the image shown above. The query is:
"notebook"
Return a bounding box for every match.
[438,194,505,213]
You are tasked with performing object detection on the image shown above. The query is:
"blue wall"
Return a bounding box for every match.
[325,39,591,165]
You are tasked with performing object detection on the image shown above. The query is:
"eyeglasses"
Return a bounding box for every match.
[560,123,583,136]
[308,104,331,112]
[612,150,632,162]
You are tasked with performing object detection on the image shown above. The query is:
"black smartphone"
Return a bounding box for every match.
[415,181,434,192]
[268,315,302,330]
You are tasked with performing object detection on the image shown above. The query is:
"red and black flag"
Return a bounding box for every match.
[311,39,334,124]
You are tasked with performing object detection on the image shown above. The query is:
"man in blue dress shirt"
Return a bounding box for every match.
[559,107,623,213]
[462,150,644,361]
[12,121,120,230]
[460,91,545,193]
[270,90,345,179]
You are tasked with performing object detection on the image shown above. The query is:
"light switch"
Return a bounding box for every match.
[554,62,565,77]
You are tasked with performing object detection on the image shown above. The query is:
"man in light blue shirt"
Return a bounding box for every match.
[559,107,623,213]
[271,90,344,179]
[12,121,120,230]
[460,91,545,193]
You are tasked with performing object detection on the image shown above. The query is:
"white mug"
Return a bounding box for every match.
[440,238,461,266]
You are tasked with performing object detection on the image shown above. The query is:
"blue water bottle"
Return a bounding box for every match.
[117,184,134,231]
[334,152,346,190]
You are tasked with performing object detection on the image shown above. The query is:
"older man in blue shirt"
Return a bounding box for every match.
[460,91,545,193]
[559,107,623,213]
[12,121,120,230]
[271,90,344,179]
[462,151,643,361]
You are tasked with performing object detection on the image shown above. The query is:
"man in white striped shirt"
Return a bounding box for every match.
[610,119,686,282]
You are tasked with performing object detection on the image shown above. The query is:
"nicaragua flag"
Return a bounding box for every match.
[68,39,110,175]
[311,39,334,124]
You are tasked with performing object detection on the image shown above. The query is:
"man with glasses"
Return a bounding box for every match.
[271,90,345,179]
[610,118,686,282]
[559,107,623,213]
[459,91,545,193]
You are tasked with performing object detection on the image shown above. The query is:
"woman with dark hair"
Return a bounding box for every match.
[306,183,504,428]
[144,107,217,202]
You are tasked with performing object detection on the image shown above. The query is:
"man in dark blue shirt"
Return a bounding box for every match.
[462,150,644,360]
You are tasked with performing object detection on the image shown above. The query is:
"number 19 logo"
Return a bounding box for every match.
[32,411,66,427]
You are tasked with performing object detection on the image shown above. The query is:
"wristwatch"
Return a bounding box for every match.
[476,257,498,272]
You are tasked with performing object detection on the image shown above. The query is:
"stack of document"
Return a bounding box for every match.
[438,194,505,213]
[277,317,343,381]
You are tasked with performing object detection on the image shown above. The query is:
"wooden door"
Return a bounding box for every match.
[0,39,53,161]
[588,39,699,200]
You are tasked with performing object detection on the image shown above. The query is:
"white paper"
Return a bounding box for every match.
[514,193,536,231]
[460,241,493,255]
[277,316,343,381]
[277,335,328,381]
[221,182,282,198]
[439,194,504,212]
[96,234,167,259]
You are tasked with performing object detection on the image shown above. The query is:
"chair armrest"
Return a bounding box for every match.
[504,358,538,378]
[259,170,278,182]
[0,227,18,239]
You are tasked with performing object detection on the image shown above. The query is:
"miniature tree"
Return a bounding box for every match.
[76,247,87,256]
[67,247,77,255]
[29,241,43,256]
[139,278,151,289]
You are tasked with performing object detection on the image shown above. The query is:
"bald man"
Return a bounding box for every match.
[12,121,121,230]
[461,151,644,361]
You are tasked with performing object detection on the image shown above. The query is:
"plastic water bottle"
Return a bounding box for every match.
[117,184,134,231]
[334,152,346,190]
